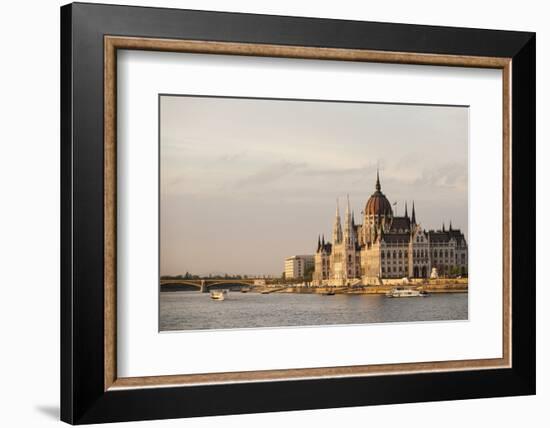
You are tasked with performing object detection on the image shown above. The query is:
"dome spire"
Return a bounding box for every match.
[365,170,393,220]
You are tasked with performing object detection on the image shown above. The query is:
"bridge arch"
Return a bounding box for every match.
[205,280,254,288]
[160,281,203,290]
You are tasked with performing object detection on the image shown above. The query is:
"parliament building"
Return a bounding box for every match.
[312,172,468,286]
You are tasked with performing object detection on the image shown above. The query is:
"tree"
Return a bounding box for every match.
[304,265,315,282]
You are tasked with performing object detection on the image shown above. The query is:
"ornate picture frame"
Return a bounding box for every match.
[61,2,535,424]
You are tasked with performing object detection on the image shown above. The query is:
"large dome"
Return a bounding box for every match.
[365,172,393,217]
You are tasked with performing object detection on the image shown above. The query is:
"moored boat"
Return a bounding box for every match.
[386,287,428,298]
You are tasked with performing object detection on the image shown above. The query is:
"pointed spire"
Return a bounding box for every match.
[375,168,381,192]
[346,194,351,216]
[317,235,321,252]
[442,222,446,232]
[352,211,355,226]
[411,201,416,225]
[404,201,408,218]
[333,198,342,244]
[449,220,453,231]
[322,235,325,246]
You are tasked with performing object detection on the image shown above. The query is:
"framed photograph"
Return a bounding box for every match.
[61,2,535,424]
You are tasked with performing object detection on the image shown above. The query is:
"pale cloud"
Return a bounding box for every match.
[236,161,307,187]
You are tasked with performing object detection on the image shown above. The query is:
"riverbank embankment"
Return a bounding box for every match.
[255,279,468,295]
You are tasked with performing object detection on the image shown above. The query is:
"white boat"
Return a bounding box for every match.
[210,290,226,301]
[386,287,428,298]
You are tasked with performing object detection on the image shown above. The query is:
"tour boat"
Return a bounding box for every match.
[322,289,336,296]
[210,290,226,301]
[386,287,428,298]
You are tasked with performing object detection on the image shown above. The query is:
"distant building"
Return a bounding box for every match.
[313,171,468,285]
[284,255,315,279]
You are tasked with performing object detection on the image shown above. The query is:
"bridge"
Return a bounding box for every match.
[160,278,267,292]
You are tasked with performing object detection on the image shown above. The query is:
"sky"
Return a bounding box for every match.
[160,95,468,277]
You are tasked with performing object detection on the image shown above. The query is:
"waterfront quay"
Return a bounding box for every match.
[254,278,468,295]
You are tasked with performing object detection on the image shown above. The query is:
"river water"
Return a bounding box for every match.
[160,290,468,331]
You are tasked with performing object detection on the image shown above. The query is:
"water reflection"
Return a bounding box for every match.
[160,291,468,331]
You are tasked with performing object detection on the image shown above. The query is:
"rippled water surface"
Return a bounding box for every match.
[160,291,468,331]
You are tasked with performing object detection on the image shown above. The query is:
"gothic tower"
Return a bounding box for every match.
[332,198,343,245]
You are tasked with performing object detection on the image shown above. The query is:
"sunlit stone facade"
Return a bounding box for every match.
[312,172,468,286]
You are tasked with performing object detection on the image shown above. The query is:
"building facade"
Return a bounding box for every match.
[312,172,468,285]
[284,255,315,279]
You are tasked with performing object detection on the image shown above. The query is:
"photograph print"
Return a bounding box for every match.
[159,95,469,332]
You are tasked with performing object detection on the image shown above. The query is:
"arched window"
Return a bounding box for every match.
[393,251,397,259]
[398,251,402,259]
[348,254,352,263]
[445,250,448,257]
[439,250,443,257]
[381,251,385,259]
